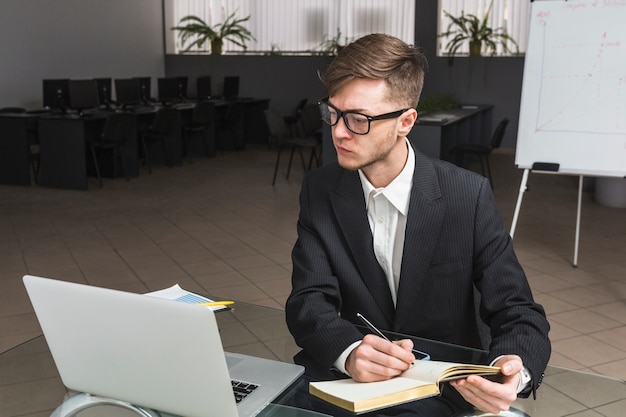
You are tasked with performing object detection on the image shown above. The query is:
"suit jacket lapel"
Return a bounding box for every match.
[330,170,395,325]
[394,152,445,330]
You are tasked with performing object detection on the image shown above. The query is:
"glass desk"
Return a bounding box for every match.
[1,301,624,417]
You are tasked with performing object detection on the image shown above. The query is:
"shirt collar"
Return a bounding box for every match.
[358,138,415,215]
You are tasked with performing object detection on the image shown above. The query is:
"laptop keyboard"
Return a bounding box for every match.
[231,379,259,403]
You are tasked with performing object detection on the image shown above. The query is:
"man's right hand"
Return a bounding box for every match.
[345,334,415,382]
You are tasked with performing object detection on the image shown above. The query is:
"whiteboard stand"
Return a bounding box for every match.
[510,169,583,267]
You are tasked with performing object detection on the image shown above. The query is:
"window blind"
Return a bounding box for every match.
[165,0,415,54]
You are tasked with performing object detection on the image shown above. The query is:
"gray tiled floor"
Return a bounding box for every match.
[1,145,625,383]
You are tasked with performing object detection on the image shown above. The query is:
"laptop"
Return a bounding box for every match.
[23,275,304,417]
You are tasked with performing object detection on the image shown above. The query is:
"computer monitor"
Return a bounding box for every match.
[93,78,112,106]
[114,78,142,107]
[42,79,70,111]
[134,77,152,102]
[196,76,212,100]
[68,80,100,114]
[223,76,239,100]
[176,76,188,99]
[157,77,181,104]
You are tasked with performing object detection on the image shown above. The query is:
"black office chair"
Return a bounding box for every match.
[265,108,320,185]
[89,113,134,187]
[183,101,215,161]
[299,103,323,140]
[450,118,509,188]
[283,98,308,139]
[216,101,245,151]
[140,107,178,173]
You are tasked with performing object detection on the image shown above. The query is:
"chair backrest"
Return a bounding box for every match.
[101,113,133,144]
[223,101,244,125]
[264,108,288,142]
[490,118,509,150]
[293,98,308,116]
[192,101,215,125]
[151,107,178,134]
[299,103,322,137]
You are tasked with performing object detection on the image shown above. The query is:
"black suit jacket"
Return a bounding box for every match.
[285,149,550,395]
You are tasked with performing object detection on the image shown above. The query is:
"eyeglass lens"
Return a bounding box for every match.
[319,101,371,135]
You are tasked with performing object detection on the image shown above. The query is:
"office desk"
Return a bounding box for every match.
[409,105,493,162]
[237,98,270,145]
[208,98,270,149]
[0,113,38,186]
[38,115,106,190]
[38,113,144,190]
[37,109,179,190]
[3,99,270,190]
[2,301,623,417]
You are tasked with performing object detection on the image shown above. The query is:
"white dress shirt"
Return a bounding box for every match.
[333,139,414,373]
[358,139,415,305]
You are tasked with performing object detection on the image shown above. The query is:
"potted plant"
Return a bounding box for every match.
[316,29,351,56]
[439,1,518,65]
[172,10,254,55]
[417,94,460,114]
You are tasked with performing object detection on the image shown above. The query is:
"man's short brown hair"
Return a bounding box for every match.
[321,33,427,109]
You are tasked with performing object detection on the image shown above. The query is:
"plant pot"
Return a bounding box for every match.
[469,40,482,56]
[211,39,223,55]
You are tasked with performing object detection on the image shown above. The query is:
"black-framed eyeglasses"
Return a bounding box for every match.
[318,98,410,135]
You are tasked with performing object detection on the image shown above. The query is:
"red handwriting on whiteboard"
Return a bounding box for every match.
[603,0,626,8]
[565,1,587,11]
[535,11,550,25]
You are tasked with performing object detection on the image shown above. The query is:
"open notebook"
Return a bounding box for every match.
[23,275,304,417]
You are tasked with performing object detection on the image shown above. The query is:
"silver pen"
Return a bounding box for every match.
[357,312,430,360]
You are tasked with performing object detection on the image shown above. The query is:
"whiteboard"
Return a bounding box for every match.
[516,0,626,177]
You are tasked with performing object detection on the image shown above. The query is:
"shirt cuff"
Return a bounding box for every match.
[490,355,532,394]
[333,341,362,376]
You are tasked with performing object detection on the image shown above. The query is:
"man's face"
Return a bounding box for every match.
[328,78,412,173]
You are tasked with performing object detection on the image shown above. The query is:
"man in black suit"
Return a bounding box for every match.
[285,34,550,415]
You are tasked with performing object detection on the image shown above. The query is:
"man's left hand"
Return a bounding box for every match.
[450,355,522,414]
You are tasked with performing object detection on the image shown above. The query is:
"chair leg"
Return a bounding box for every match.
[307,148,317,170]
[29,151,40,184]
[111,147,119,179]
[90,145,102,188]
[454,152,466,168]
[117,146,129,181]
[477,155,486,178]
[272,148,283,185]
[315,145,322,167]
[141,138,152,174]
[286,146,296,180]
[184,130,193,164]
[161,138,172,167]
[202,129,211,157]
[484,156,493,189]
[298,148,307,171]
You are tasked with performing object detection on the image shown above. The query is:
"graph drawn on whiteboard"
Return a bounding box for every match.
[516,0,626,177]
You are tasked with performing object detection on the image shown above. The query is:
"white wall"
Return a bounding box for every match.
[0,0,165,109]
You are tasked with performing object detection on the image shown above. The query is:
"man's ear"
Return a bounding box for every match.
[398,109,417,136]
